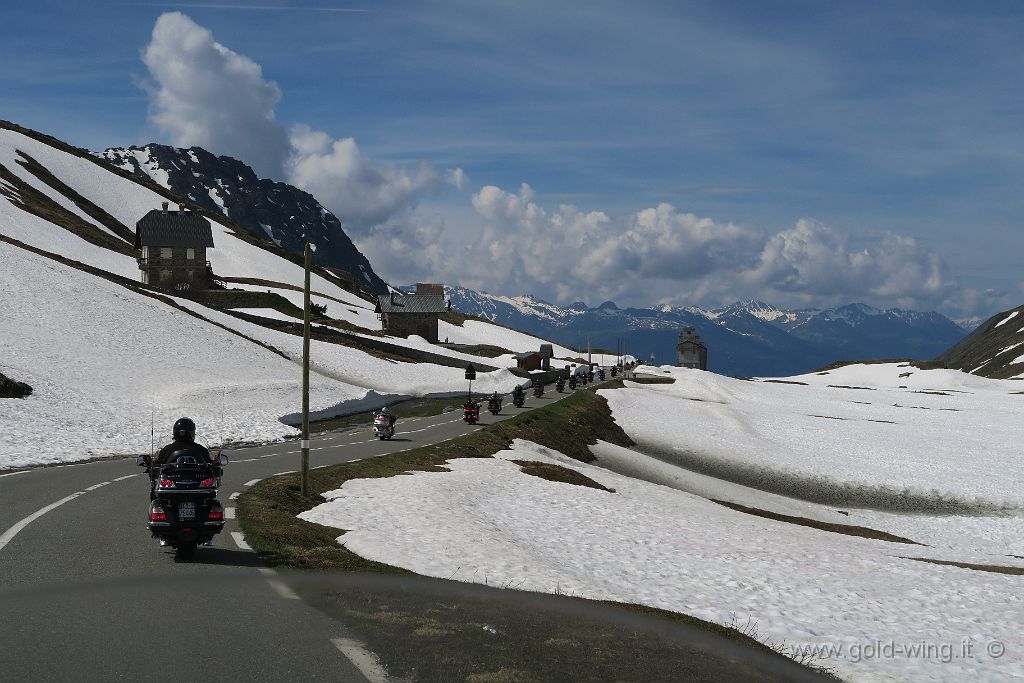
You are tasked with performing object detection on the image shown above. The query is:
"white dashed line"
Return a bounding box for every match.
[230,531,252,550]
[224,507,236,519]
[229,492,240,500]
[258,567,300,600]
[331,638,394,683]
[0,491,85,554]
[84,481,111,491]
[244,479,261,487]
[113,474,138,482]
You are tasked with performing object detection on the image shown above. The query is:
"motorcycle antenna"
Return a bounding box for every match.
[150,405,155,459]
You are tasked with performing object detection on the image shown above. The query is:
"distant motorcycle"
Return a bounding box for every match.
[568,376,578,390]
[597,368,605,381]
[488,395,502,415]
[463,402,480,424]
[533,383,544,397]
[140,451,228,561]
[512,390,526,408]
[555,377,565,392]
[610,366,618,377]
[373,413,395,440]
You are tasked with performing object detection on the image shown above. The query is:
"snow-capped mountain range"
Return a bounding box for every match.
[445,288,969,377]
[100,143,387,293]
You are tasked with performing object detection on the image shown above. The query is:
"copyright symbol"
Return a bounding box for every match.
[987,641,1005,659]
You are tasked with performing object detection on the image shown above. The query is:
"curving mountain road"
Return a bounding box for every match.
[0,385,584,682]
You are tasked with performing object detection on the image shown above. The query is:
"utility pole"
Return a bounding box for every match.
[587,331,592,368]
[301,241,316,497]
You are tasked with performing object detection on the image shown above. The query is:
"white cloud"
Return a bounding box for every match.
[446,167,468,190]
[141,12,440,229]
[286,125,441,232]
[141,12,289,178]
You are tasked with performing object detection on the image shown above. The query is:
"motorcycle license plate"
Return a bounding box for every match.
[178,501,196,520]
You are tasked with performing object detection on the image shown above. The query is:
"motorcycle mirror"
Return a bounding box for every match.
[135,455,147,467]
[218,453,229,466]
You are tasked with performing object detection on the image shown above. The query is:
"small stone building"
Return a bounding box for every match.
[676,326,708,370]
[376,283,448,342]
[136,202,214,291]
[514,344,555,372]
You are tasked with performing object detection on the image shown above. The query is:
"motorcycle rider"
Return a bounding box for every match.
[147,417,212,503]
[512,384,526,406]
[377,405,397,428]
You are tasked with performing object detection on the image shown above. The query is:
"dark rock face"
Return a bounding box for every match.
[100,144,388,293]
[445,287,968,377]
[937,305,1024,378]
[0,372,32,398]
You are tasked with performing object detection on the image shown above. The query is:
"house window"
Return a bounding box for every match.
[159,269,172,282]
[186,248,195,260]
[160,247,172,260]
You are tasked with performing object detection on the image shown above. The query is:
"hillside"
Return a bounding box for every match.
[0,121,533,468]
[446,287,967,377]
[101,143,387,294]
[937,304,1024,379]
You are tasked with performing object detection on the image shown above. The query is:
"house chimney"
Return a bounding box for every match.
[161,201,169,213]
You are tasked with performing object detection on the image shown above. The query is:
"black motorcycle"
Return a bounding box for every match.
[555,378,565,392]
[512,390,526,408]
[488,395,502,415]
[533,383,544,397]
[597,368,605,381]
[140,452,229,561]
[568,376,578,390]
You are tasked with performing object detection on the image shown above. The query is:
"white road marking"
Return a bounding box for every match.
[84,481,111,491]
[113,474,138,482]
[331,638,396,683]
[258,567,300,600]
[244,479,261,486]
[224,507,236,519]
[0,470,30,479]
[0,491,85,553]
[272,470,295,476]
[230,531,252,550]
[229,492,240,500]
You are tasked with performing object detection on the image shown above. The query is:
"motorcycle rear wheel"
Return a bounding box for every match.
[175,542,196,561]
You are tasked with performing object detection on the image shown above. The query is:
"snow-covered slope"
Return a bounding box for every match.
[0,122,519,467]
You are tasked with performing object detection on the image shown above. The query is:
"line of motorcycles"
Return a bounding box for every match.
[462,365,608,425]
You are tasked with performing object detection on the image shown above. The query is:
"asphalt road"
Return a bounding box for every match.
[0,381,591,682]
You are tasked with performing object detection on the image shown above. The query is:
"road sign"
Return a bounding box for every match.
[465,364,477,380]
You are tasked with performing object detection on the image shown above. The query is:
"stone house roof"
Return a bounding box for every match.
[135,210,214,249]
[376,292,448,314]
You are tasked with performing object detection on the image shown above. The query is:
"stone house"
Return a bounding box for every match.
[376,283,449,342]
[514,344,555,372]
[676,326,708,370]
[136,202,214,291]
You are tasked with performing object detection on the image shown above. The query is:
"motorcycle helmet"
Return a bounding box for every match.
[173,417,196,442]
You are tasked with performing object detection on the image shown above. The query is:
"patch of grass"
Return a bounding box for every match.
[827,385,875,390]
[711,500,924,545]
[511,460,615,492]
[901,557,1024,575]
[437,342,511,358]
[0,372,32,398]
[188,288,305,318]
[762,379,809,386]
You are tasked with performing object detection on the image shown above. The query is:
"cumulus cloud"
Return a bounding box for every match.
[384,181,971,314]
[141,12,440,229]
[287,125,441,232]
[142,12,289,178]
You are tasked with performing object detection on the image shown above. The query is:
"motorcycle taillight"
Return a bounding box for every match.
[158,478,174,488]
[150,507,167,521]
[200,477,216,488]
[207,509,224,521]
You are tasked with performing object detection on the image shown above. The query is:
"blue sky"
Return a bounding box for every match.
[2,1,1022,317]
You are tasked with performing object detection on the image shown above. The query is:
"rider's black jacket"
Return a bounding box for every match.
[151,439,212,468]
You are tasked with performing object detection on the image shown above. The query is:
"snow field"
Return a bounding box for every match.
[0,241,368,468]
[300,438,1024,683]
[602,365,1024,512]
